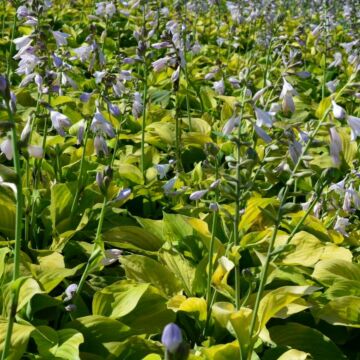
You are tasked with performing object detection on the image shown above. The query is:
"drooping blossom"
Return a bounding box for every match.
[347,115,360,141]
[50,110,71,136]
[334,216,350,236]
[64,283,78,302]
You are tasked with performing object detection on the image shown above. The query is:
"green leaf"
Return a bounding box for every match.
[269,323,347,360]
[280,231,352,267]
[118,164,144,184]
[0,191,15,237]
[277,349,310,360]
[0,247,10,278]
[66,315,133,359]
[229,307,254,358]
[258,286,320,331]
[159,250,196,295]
[102,226,164,252]
[120,255,182,296]
[0,317,34,360]
[202,341,240,360]
[50,182,76,233]
[239,197,279,233]
[312,259,360,286]
[32,326,84,360]
[93,280,150,318]
[315,296,360,327]
[51,96,76,107]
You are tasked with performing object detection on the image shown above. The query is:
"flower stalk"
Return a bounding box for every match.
[1,88,24,360]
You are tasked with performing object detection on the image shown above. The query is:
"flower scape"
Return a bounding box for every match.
[0,0,359,359]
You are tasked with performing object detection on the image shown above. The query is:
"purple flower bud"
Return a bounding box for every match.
[161,323,183,354]
[96,171,104,190]
[108,103,121,117]
[80,92,92,103]
[10,92,17,114]
[27,145,43,159]
[209,179,221,190]
[209,202,219,212]
[101,248,122,266]
[0,75,8,93]
[94,135,108,156]
[65,304,77,312]
[189,189,208,201]
[17,5,30,19]
[64,283,78,302]
[0,139,13,160]
[51,54,62,69]
[114,188,131,202]
[332,100,346,120]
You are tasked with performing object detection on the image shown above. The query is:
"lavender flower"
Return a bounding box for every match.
[329,127,342,166]
[91,110,115,138]
[254,125,272,143]
[332,100,346,119]
[64,284,78,302]
[334,216,350,237]
[155,164,170,179]
[114,188,131,202]
[94,134,109,156]
[213,79,225,95]
[347,115,360,141]
[161,323,183,354]
[101,249,122,266]
[0,138,13,160]
[189,189,208,201]
[132,92,143,119]
[255,107,273,128]
[52,31,70,47]
[27,145,43,159]
[152,57,169,72]
[50,110,71,136]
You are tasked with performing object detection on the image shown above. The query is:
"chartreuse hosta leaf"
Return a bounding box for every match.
[31,326,84,360]
[120,255,182,296]
[239,196,279,233]
[312,259,360,286]
[277,231,352,267]
[2,277,43,314]
[269,323,347,360]
[277,349,310,360]
[201,341,241,360]
[50,182,76,233]
[257,286,320,331]
[159,250,196,296]
[314,296,360,328]
[0,317,34,360]
[66,315,163,359]
[211,287,319,359]
[0,190,15,238]
[103,225,164,252]
[93,280,175,333]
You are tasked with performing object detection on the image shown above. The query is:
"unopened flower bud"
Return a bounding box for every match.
[161,323,183,354]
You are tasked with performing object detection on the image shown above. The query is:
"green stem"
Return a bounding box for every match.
[233,86,247,310]
[70,122,90,217]
[2,100,24,360]
[321,0,328,100]
[204,170,219,333]
[75,196,107,300]
[182,0,192,132]
[141,63,148,181]
[140,5,148,182]
[6,6,17,80]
